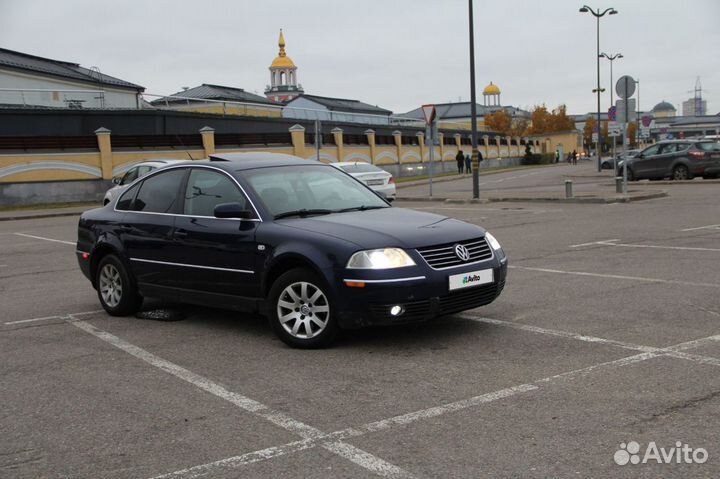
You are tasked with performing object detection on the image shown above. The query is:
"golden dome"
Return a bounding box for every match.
[483,82,501,95]
[270,29,296,69]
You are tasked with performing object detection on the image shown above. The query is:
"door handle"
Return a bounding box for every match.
[174,229,189,238]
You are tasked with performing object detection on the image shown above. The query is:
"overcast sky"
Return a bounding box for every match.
[1,0,718,116]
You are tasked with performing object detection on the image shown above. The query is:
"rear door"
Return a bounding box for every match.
[651,143,680,178]
[170,167,261,298]
[120,167,187,288]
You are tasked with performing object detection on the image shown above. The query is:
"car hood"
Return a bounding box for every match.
[278,207,485,249]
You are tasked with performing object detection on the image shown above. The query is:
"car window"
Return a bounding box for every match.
[121,166,139,185]
[675,143,691,152]
[132,169,185,213]
[116,183,140,211]
[698,142,720,152]
[244,164,388,215]
[137,165,154,177]
[183,169,248,217]
[642,145,661,156]
[659,144,677,154]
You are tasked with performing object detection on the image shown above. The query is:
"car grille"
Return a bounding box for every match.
[369,281,504,323]
[416,237,492,269]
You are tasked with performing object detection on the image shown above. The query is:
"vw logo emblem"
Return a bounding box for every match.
[454,244,470,261]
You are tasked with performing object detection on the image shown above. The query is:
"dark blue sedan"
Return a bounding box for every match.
[76,153,507,347]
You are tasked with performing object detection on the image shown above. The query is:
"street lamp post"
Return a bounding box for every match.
[600,52,622,163]
[469,0,479,199]
[580,5,618,172]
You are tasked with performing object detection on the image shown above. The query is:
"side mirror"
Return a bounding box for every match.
[214,202,254,219]
[112,176,121,185]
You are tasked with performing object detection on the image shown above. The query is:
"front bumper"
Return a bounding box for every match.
[334,259,507,328]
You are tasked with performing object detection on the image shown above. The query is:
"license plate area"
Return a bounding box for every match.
[366,179,384,186]
[448,268,494,290]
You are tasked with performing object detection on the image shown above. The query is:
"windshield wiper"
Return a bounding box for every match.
[274,209,333,220]
[337,205,387,213]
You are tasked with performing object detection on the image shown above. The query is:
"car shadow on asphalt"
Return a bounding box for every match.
[133,299,494,350]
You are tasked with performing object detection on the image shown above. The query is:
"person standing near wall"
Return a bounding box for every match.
[465,153,472,174]
[456,150,464,174]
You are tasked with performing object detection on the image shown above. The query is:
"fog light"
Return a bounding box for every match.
[390,305,405,317]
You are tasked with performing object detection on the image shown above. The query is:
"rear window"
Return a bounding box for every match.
[339,163,383,174]
[697,142,720,152]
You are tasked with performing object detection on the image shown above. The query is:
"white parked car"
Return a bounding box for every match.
[103,159,186,205]
[331,161,396,201]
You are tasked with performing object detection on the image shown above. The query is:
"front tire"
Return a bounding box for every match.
[96,254,142,316]
[268,268,338,348]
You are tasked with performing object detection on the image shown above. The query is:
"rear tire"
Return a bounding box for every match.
[672,165,689,181]
[626,168,635,181]
[96,254,142,316]
[268,268,338,348]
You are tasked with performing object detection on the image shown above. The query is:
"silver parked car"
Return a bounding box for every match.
[331,161,396,201]
[103,159,185,205]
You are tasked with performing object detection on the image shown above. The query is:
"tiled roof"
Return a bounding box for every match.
[152,84,278,106]
[0,48,144,91]
[290,94,392,115]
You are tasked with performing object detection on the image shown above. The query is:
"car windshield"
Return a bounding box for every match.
[243,164,389,218]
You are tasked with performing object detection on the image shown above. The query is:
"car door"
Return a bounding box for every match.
[633,144,662,178]
[119,167,187,289]
[650,143,679,178]
[170,167,261,299]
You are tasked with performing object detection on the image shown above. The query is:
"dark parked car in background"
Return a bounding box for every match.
[602,149,639,170]
[617,140,720,181]
[77,153,507,348]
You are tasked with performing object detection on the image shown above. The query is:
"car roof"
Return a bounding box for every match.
[205,152,323,171]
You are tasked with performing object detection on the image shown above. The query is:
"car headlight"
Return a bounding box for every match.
[485,232,502,251]
[346,248,416,269]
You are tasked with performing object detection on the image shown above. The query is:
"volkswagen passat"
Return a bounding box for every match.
[77,153,507,348]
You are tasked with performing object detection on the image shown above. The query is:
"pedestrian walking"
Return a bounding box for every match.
[456,150,464,174]
[555,149,560,163]
[572,150,578,165]
[465,153,472,174]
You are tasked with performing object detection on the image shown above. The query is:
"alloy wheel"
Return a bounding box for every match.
[276,281,329,339]
[99,263,123,308]
[673,166,689,181]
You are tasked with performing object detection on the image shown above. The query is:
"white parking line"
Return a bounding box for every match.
[681,224,720,231]
[4,309,103,325]
[460,314,657,353]
[569,238,720,252]
[14,232,75,246]
[509,265,720,288]
[70,319,415,479]
[569,239,619,248]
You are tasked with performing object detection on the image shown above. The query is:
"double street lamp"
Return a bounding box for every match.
[579,5,618,172]
[600,52,622,161]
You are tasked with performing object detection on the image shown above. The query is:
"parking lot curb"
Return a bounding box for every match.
[0,208,88,222]
[396,190,668,204]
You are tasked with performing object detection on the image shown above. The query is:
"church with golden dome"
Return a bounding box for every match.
[264,29,303,102]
